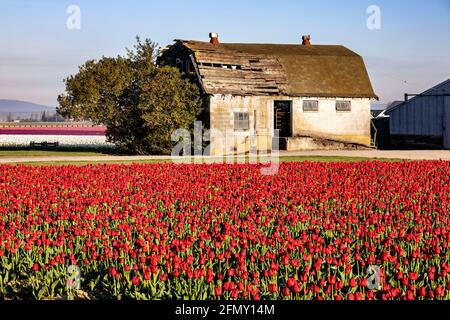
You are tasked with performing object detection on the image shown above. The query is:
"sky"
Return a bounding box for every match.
[0,0,449,106]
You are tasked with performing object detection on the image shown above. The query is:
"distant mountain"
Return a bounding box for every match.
[0,100,56,113]
[0,100,58,122]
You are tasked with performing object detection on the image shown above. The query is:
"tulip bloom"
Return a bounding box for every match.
[0,161,448,300]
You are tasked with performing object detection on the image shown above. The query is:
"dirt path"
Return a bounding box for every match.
[0,150,449,164]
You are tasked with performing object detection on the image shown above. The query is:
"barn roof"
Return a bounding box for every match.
[384,78,450,114]
[175,40,377,98]
[383,100,404,115]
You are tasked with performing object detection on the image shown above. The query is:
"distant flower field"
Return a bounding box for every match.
[0,135,111,147]
[0,126,111,147]
[0,127,106,136]
[0,161,449,300]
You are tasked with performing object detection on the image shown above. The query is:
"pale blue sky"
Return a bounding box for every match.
[0,0,449,106]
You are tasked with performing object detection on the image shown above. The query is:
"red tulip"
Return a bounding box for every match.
[214,285,222,297]
[0,161,448,300]
[287,278,296,287]
[435,286,445,298]
[110,268,117,277]
[131,276,140,286]
[269,283,278,293]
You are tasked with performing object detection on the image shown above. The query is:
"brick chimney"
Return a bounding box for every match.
[209,32,219,47]
[302,35,311,47]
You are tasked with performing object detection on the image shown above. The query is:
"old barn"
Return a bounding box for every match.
[383,79,450,149]
[159,34,377,155]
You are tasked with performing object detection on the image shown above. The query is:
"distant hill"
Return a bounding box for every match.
[0,100,57,122]
[0,100,56,113]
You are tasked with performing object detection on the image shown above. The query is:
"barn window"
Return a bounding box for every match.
[336,101,352,112]
[303,100,319,112]
[234,112,250,131]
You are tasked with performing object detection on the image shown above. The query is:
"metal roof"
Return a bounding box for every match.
[384,78,450,114]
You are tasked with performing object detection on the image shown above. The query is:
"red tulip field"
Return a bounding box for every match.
[0,161,449,300]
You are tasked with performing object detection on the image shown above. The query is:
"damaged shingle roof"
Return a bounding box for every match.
[177,40,377,98]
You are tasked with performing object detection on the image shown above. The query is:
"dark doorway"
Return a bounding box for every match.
[274,101,292,137]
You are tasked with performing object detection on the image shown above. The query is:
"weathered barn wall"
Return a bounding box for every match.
[444,96,450,149]
[389,96,445,136]
[388,80,450,148]
[291,97,371,146]
[208,95,273,156]
[208,95,371,155]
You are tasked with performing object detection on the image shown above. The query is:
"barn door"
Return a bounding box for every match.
[274,101,292,137]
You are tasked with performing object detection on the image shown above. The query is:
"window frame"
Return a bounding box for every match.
[335,101,352,112]
[234,112,250,131]
[303,100,319,112]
